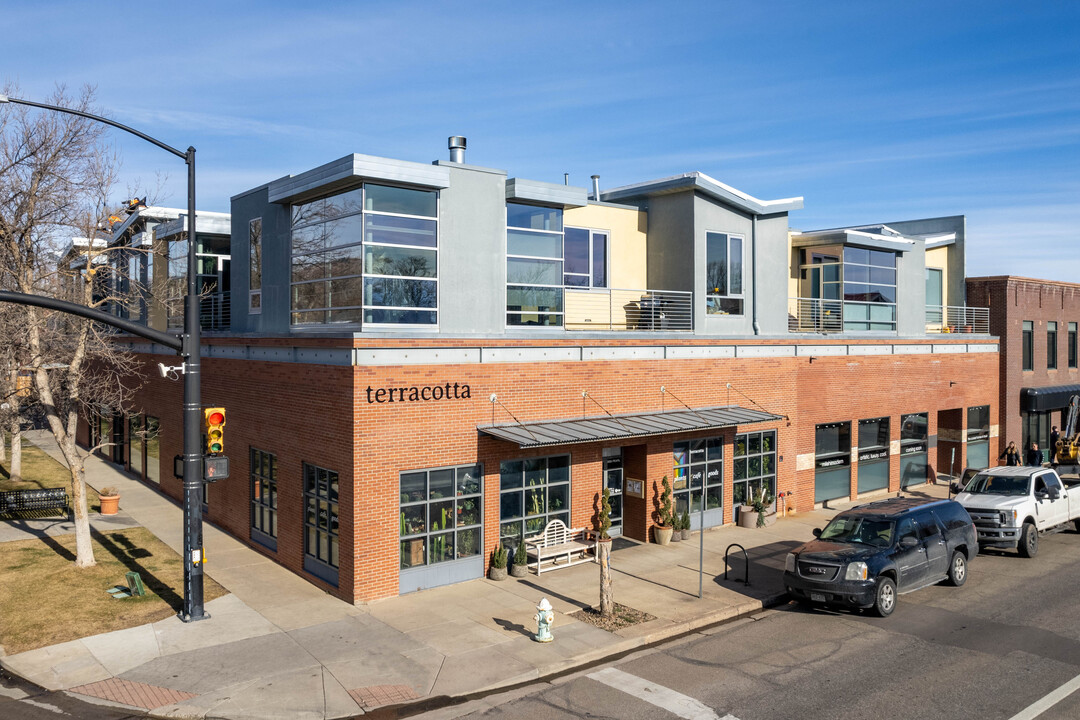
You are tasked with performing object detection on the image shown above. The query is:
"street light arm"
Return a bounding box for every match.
[0,94,187,161]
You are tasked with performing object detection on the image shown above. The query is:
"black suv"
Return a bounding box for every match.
[783,497,977,617]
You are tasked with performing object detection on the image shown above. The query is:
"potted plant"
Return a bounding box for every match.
[680,510,692,540]
[671,508,682,542]
[738,484,774,528]
[488,542,508,580]
[597,487,614,617]
[654,476,674,545]
[510,540,528,578]
[98,486,120,516]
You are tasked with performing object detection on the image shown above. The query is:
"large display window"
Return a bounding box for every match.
[900,412,929,487]
[857,417,890,493]
[499,455,570,550]
[399,464,482,569]
[815,422,851,503]
[674,437,724,528]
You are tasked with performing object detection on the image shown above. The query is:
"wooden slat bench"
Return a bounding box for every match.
[0,488,70,519]
[524,519,597,574]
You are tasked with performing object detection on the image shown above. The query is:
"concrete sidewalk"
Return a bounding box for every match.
[1,431,950,719]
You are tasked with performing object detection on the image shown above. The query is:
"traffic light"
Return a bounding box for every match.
[204,407,226,455]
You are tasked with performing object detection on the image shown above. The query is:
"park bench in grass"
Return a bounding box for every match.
[523,519,597,574]
[0,488,70,519]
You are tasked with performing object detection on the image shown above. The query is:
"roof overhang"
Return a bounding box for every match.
[791,228,917,254]
[268,153,451,205]
[1020,384,1080,413]
[505,178,589,208]
[478,405,783,449]
[601,172,803,215]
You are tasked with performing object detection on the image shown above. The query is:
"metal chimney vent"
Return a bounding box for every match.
[448,136,467,163]
[591,175,600,201]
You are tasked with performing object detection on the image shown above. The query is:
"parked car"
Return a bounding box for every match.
[784,497,977,617]
[953,466,1080,557]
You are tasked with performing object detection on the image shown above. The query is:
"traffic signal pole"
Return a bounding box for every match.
[181,147,207,622]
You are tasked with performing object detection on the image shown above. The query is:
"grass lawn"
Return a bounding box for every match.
[0,434,101,512]
[0,527,228,654]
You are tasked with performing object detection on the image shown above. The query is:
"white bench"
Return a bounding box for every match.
[524,519,597,574]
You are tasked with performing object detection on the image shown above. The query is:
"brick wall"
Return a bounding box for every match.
[112,335,997,603]
[968,276,1080,454]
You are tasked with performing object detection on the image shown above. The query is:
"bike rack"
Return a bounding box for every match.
[724,543,750,587]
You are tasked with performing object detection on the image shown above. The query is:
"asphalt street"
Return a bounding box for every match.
[422,528,1080,720]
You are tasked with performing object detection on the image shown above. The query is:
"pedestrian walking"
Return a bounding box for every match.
[1050,426,1060,463]
[999,441,1020,466]
[1026,442,1044,467]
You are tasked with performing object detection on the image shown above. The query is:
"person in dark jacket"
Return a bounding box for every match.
[999,441,1021,466]
[1026,442,1044,467]
[1050,426,1060,463]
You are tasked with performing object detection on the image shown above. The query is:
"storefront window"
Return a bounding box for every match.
[675,437,724,515]
[251,448,278,549]
[145,416,160,484]
[399,464,482,569]
[733,431,775,508]
[815,422,851,502]
[499,455,569,549]
[900,413,929,487]
[128,415,143,477]
[857,417,890,493]
[303,463,339,583]
[967,406,990,470]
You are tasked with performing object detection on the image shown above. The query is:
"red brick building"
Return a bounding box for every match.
[81,142,999,604]
[966,276,1080,460]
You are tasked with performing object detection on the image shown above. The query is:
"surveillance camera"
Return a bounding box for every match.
[158,362,169,378]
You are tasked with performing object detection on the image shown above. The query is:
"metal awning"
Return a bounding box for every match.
[478,405,783,449]
[1020,384,1080,413]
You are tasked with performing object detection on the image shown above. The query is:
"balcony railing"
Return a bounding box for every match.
[199,291,231,331]
[926,305,989,334]
[787,297,844,333]
[564,288,693,332]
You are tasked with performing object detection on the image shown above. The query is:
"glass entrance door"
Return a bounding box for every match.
[602,448,623,537]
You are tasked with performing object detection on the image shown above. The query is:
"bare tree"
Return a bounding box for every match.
[0,84,145,567]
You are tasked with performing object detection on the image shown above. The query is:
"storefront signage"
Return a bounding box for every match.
[707,467,721,481]
[901,442,927,455]
[366,383,472,404]
[815,455,850,469]
[967,432,989,442]
[859,448,889,462]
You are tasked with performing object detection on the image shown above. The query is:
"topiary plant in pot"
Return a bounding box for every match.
[654,476,674,545]
[510,540,528,577]
[489,542,508,580]
[680,510,692,540]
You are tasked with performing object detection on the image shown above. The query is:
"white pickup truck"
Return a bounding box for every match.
[954,466,1080,557]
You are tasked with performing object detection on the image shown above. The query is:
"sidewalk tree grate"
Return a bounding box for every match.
[68,677,197,710]
[348,684,419,709]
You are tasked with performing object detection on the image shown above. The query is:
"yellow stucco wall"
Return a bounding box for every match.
[925,245,950,306]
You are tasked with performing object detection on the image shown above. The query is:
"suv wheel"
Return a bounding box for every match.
[1018,522,1039,558]
[946,550,967,586]
[873,576,896,617]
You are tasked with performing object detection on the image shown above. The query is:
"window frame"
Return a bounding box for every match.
[250,447,277,551]
[1070,322,1077,369]
[249,217,262,314]
[705,231,745,316]
[1022,320,1034,371]
[1048,321,1058,369]
[498,455,571,550]
[290,184,439,329]
[506,203,565,328]
[302,462,340,585]
[562,225,609,290]
[733,431,776,510]
[399,463,483,570]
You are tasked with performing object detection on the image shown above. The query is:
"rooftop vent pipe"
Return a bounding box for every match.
[448,136,466,163]
[591,175,600,201]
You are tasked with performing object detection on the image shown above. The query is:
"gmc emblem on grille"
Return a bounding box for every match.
[807,567,827,574]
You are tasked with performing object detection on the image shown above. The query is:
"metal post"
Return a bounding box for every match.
[698,487,705,598]
[180,148,206,622]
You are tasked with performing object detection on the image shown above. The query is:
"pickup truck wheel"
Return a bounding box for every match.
[946,551,967,586]
[872,577,896,617]
[1018,522,1039,558]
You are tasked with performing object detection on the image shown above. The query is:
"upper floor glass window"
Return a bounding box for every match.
[925,267,942,307]
[507,203,564,327]
[1022,321,1033,371]
[1048,321,1058,369]
[706,232,744,315]
[843,247,896,332]
[249,218,262,314]
[1070,322,1077,369]
[563,227,608,288]
[291,184,438,328]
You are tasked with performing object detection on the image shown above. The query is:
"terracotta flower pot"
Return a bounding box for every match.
[99,494,120,516]
[653,525,673,545]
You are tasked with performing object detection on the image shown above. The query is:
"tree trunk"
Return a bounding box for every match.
[9,417,21,483]
[0,425,6,462]
[598,539,613,618]
[58,430,94,567]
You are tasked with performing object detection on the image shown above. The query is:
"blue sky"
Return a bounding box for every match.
[3,1,1078,280]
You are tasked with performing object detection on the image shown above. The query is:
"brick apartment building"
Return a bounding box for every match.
[966,276,1080,459]
[79,138,999,604]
